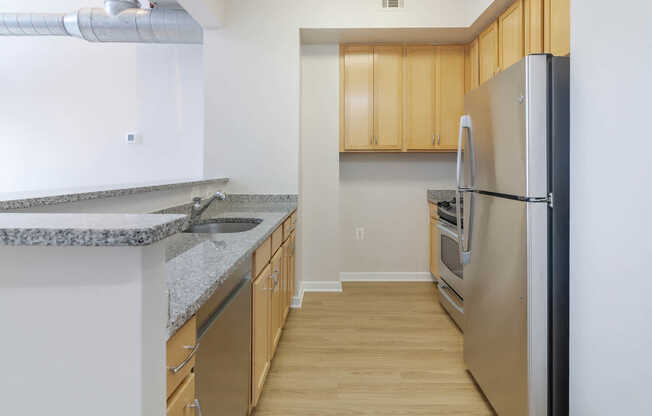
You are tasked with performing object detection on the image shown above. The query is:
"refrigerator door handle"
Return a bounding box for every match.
[456,115,476,191]
[456,115,475,265]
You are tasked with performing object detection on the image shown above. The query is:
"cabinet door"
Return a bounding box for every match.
[436,45,465,150]
[479,21,499,84]
[499,0,525,71]
[373,45,403,150]
[430,221,439,279]
[342,45,374,150]
[269,248,283,359]
[281,239,290,325]
[469,38,480,91]
[252,265,271,406]
[525,0,544,54]
[544,0,570,56]
[167,373,196,416]
[405,46,436,150]
[290,232,296,306]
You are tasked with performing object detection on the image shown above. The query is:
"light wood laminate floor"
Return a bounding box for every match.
[254,282,495,415]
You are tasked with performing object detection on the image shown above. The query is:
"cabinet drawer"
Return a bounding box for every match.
[429,203,439,220]
[253,237,272,278]
[167,316,197,399]
[167,372,197,416]
[271,226,283,255]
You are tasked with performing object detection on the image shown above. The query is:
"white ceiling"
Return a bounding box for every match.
[300,0,513,44]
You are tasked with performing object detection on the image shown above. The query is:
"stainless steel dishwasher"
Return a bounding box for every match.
[195,258,252,416]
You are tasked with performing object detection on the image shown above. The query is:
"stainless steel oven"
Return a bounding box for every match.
[437,219,464,331]
[437,219,464,296]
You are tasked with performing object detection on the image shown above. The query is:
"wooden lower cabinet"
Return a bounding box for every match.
[288,232,296,318]
[429,204,439,279]
[166,316,197,400]
[251,212,297,409]
[252,264,271,407]
[167,373,198,416]
[269,247,284,358]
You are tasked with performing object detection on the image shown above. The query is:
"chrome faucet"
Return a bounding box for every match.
[190,191,226,223]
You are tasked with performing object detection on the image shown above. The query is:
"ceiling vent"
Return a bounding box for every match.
[382,0,404,9]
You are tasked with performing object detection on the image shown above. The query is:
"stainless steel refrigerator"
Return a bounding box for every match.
[456,54,569,416]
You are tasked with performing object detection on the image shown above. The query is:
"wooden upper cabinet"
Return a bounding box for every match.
[545,0,570,56]
[342,45,374,151]
[437,45,465,150]
[464,44,471,95]
[405,46,436,150]
[479,21,499,84]
[373,46,403,150]
[499,0,525,71]
[465,38,480,93]
[525,0,544,54]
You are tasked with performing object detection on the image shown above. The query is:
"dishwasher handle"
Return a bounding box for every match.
[198,275,251,340]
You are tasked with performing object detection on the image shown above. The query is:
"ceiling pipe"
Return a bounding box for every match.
[0,0,202,44]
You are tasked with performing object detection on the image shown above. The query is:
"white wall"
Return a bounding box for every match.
[570,1,652,414]
[0,0,204,194]
[339,154,455,274]
[203,0,486,194]
[299,45,340,285]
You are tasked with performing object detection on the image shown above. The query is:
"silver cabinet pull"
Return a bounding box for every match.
[168,343,200,374]
[188,399,203,416]
[432,134,435,145]
[437,134,440,145]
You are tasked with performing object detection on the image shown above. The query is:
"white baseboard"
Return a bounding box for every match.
[302,280,343,292]
[340,272,435,282]
[291,280,342,309]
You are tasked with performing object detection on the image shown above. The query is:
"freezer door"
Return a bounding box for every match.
[463,193,548,416]
[463,55,548,198]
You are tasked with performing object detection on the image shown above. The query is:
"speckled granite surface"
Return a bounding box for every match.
[0,213,188,247]
[164,198,297,339]
[428,189,456,204]
[0,177,229,211]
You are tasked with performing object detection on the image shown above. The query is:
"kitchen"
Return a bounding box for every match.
[1,1,651,416]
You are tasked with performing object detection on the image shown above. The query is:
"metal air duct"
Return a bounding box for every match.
[0,0,202,44]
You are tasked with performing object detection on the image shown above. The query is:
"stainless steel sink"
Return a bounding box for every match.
[184,218,262,234]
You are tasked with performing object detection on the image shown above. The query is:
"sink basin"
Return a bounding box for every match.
[184,218,262,234]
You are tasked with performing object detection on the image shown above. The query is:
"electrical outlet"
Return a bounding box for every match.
[126,132,140,144]
[355,227,365,241]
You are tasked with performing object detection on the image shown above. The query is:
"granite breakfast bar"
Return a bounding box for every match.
[0,179,297,416]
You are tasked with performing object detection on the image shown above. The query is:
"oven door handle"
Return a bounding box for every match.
[438,282,464,314]
[436,221,459,240]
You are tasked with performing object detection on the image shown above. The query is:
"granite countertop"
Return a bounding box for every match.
[428,189,456,204]
[164,197,297,339]
[0,177,230,246]
[0,213,187,247]
[0,177,229,211]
